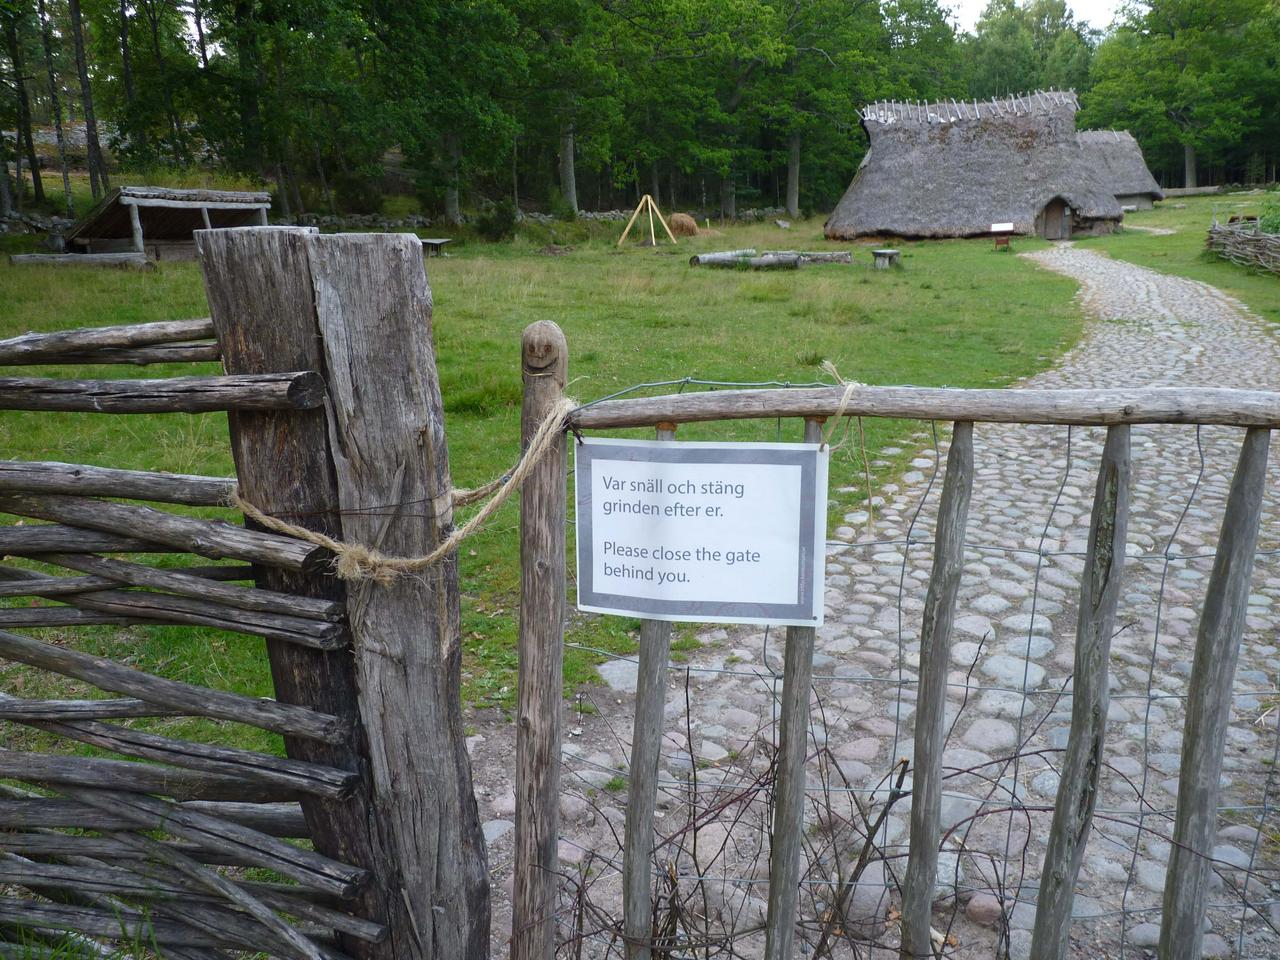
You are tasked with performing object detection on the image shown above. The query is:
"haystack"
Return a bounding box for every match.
[669,212,699,237]
[824,91,1122,241]
[1077,130,1164,209]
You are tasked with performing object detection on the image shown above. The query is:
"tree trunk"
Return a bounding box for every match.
[69,0,108,198]
[36,0,74,218]
[313,140,334,215]
[558,123,578,213]
[443,134,462,225]
[719,176,736,221]
[0,145,12,219]
[140,0,186,163]
[1184,142,1197,189]
[6,17,45,204]
[273,163,292,221]
[193,0,210,69]
[786,131,801,218]
[650,163,661,209]
[234,2,262,170]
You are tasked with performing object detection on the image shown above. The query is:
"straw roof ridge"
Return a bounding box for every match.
[860,89,1079,127]
[1076,130,1164,200]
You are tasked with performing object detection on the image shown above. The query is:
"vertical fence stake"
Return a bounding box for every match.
[1160,427,1270,960]
[622,423,677,960]
[900,421,974,959]
[763,416,824,960]
[513,321,569,960]
[1031,425,1130,960]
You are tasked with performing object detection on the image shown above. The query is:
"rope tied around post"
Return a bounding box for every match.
[232,396,578,584]
[820,360,876,527]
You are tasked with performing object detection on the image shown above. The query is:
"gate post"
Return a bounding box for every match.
[197,227,489,959]
[513,321,569,960]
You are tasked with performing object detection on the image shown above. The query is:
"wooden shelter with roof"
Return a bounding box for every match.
[63,186,270,262]
[824,90,1124,242]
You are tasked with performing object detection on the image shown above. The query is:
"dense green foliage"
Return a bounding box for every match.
[1,0,1278,221]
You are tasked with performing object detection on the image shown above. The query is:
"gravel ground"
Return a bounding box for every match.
[471,242,1280,959]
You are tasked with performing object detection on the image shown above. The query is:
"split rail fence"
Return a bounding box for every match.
[512,329,1280,960]
[0,228,487,960]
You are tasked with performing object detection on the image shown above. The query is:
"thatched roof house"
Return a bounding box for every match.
[1076,130,1164,209]
[63,186,271,261]
[824,91,1123,241]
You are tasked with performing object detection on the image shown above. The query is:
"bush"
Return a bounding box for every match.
[333,171,384,214]
[476,200,518,241]
[1259,196,1280,235]
[547,186,577,221]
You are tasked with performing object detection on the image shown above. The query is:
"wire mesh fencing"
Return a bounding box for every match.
[547,412,1280,959]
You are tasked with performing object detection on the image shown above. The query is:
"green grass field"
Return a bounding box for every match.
[0,212,1103,754]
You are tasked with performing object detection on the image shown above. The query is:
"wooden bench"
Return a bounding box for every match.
[422,238,452,257]
[872,248,901,269]
[991,222,1015,251]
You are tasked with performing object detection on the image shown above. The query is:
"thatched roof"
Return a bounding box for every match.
[65,186,271,244]
[824,90,1123,240]
[1076,130,1164,201]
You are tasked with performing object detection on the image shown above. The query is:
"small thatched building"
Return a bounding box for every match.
[1076,130,1164,209]
[824,91,1123,241]
[63,186,271,261]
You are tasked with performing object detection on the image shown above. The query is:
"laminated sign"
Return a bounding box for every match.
[575,438,828,626]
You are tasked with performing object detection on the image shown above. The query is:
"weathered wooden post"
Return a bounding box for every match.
[622,423,676,960]
[197,226,489,960]
[1031,425,1129,960]
[1159,428,1270,960]
[900,421,973,959]
[513,321,568,960]
[763,416,824,960]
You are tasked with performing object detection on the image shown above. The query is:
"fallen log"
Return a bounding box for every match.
[762,250,853,264]
[701,253,801,270]
[688,249,756,266]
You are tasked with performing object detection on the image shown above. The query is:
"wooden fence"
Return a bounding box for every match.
[512,321,1279,960]
[1206,221,1280,274]
[0,228,486,960]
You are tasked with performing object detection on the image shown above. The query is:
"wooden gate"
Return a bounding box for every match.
[0,228,487,960]
[512,320,1278,960]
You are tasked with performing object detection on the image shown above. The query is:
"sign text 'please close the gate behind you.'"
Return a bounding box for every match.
[574,438,828,626]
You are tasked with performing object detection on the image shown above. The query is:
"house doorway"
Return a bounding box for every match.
[1039,198,1071,240]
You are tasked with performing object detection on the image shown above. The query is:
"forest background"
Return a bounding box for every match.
[1,0,1279,226]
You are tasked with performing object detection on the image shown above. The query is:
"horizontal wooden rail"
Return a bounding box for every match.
[0,492,330,573]
[0,629,346,743]
[0,317,214,363]
[2,343,221,366]
[0,798,308,836]
[0,371,324,413]
[0,748,288,803]
[1,700,357,798]
[571,386,1280,429]
[0,460,236,504]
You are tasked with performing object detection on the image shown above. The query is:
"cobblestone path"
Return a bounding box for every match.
[475,244,1280,959]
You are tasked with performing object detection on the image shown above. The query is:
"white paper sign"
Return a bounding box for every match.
[575,438,828,626]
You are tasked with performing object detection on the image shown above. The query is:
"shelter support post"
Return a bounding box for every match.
[128,203,143,254]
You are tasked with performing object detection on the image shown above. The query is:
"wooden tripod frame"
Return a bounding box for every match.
[617,194,678,247]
